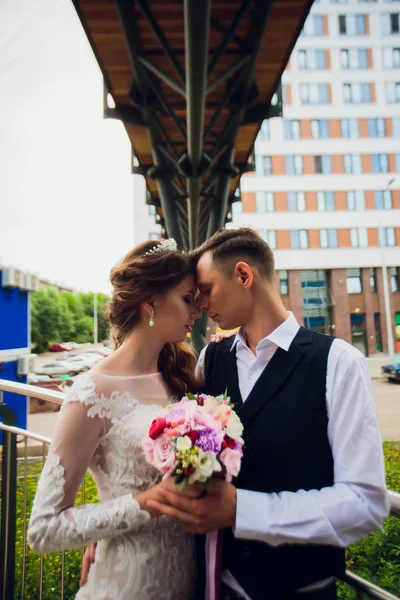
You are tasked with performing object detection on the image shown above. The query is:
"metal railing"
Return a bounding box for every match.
[0,378,399,600]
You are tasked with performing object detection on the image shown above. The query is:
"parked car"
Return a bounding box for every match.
[35,361,84,377]
[85,348,112,357]
[63,354,101,370]
[48,343,71,352]
[382,363,400,383]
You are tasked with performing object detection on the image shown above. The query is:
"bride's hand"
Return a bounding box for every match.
[210,329,238,343]
[134,479,201,517]
[160,477,204,499]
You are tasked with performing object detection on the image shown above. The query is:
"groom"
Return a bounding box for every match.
[147,227,389,600]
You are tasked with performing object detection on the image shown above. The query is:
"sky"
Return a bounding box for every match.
[0,0,141,294]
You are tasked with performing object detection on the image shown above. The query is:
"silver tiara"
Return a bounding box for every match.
[145,238,178,256]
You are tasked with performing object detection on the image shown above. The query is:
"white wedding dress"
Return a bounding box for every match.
[28,370,197,599]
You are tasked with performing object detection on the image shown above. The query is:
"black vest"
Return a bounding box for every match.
[204,327,345,600]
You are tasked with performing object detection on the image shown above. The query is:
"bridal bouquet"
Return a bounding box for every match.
[142,393,244,487]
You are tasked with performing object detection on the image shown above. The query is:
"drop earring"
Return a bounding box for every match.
[149,307,155,327]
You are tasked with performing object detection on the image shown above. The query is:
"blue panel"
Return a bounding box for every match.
[0,271,29,351]
[0,360,27,443]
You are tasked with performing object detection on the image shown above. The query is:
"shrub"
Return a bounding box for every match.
[13,444,400,599]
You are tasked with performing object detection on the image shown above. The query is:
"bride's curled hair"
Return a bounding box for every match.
[104,240,199,398]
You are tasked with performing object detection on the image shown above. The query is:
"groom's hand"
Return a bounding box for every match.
[146,479,237,533]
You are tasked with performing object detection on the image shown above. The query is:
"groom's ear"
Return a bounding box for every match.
[235,261,253,288]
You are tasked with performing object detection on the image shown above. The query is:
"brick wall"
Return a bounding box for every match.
[330,270,352,344]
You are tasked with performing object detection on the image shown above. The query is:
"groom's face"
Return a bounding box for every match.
[196,251,247,330]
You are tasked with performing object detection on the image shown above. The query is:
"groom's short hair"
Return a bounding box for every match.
[191,227,275,281]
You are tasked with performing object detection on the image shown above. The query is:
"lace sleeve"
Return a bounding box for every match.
[27,380,150,554]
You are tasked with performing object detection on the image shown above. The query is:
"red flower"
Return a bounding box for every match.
[187,430,200,445]
[222,435,235,450]
[184,466,196,475]
[149,418,166,440]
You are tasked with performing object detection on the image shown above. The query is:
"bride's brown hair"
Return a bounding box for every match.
[104,240,199,397]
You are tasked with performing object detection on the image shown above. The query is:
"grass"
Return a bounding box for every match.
[8,443,400,599]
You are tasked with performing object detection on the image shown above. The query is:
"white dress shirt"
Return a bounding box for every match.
[196,313,390,599]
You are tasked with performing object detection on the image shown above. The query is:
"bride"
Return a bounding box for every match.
[28,239,202,599]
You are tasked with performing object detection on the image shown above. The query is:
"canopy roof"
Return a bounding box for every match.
[72,0,313,249]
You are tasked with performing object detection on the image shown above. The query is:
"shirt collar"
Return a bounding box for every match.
[230,312,300,353]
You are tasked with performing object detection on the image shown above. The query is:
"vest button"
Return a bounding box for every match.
[242,546,251,558]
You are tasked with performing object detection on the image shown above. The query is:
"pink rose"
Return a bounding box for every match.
[143,433,176,476]
[220,448,241,483]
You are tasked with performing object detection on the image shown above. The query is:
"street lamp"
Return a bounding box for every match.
[379,179,396,359]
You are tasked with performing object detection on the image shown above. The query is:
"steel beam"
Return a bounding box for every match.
[207,0,251,77]
[115,0,185,249]
[184,0,211,249]
[135,0,186,85]
[207,150,235,237]
[138,56,186,98]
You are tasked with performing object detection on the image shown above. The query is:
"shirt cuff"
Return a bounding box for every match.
[235,488,271,542]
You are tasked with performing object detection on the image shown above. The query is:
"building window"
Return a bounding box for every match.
[300,83,330,104]
[286,155,303,175]
[315,155,332,174]
[383,47,400,68]
[256,192,274,213]
[381,13,400,35]
[331,0,348,3]
[374,190,392,209]
[148,205,156,216]
[379,227,397,246]
[257,120,269,141]
[149,232,159,240]
[284,120,301,140]
[311,119,329,139]
[262,156,272,175]
[343,83,371,103]
[279,271,289,296]
[370,268,377,293]
[341,118,359,138]
[232,201,243,214]
[344,153,362,174]
[397,153,400,171]
[347,190,365,210]
[350,228,368,247]
[393,116,400,137]
[288,192,306,212]
[291,230,309,249]
[371,154,389,173]
[320,229,338,248]
[340,48,368,69]
[298,49,326,70]
[368,118,386,137]
[301,15,324,36]
[339,14,366,35]
[259,229,276,249]
[386,82,400,102]
[391,267,399,292]
[347,268,362,294]
[317,191,335,210]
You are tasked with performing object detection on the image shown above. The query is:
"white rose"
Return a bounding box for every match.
[225,413,244,441]
[176,435,192,451]
[189,451,222,484]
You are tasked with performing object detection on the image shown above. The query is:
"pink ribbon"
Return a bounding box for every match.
[205,530,222,600]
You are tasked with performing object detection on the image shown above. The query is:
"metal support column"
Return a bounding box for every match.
[184,0,211,249]
[0,395,17,600]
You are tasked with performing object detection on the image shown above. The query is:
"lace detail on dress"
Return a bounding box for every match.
[64,372,139,425]
[28,370,196,599]
[28,454,150,553]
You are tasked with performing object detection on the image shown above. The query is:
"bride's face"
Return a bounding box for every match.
[153,274,201,343]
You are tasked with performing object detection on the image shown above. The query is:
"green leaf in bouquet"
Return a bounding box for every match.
[186,392,197,401]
